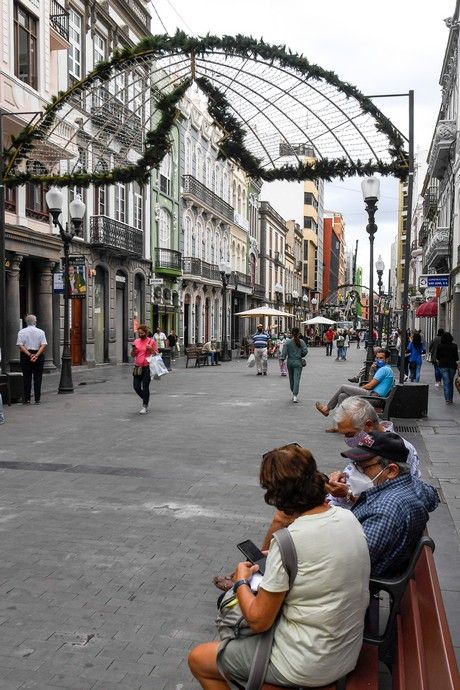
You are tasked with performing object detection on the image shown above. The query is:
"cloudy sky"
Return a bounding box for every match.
[150,0,454,287]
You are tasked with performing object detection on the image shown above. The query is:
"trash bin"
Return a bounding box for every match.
[7,372,24,403]
[160,347,172,371]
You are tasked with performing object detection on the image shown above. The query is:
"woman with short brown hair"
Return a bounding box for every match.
[189,444,370,689]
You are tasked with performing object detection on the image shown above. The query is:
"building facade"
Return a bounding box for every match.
[259,201,288,332]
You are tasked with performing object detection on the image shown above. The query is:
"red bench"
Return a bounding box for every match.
[259,535,459,690]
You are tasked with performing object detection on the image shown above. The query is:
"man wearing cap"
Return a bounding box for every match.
[251,324,271,376]
[342,431,438,577]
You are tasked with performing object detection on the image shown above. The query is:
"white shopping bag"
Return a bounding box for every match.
[247,353,256,368]
[149,354,169,379]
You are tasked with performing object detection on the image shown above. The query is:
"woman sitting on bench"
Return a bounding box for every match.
[189,444,371,689]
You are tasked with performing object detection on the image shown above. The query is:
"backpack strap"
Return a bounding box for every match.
[245,528,297,690]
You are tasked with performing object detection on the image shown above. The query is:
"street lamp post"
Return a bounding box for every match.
[292,289,299,329]
[375,255,385,345]
[302,293,309,322]
[274,282,283,335]
[361,177,380,380]
[219,261,232,361]
[311,296,318,314]
[46,187,86,393]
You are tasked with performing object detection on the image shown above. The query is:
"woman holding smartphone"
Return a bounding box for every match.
[189,444,370,689]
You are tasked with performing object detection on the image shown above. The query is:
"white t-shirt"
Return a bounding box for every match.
[17,325,47,350]
[261,507,370,686]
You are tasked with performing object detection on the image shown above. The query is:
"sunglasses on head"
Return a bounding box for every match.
[263,442,301,460]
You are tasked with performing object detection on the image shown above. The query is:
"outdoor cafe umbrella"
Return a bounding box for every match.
[302,316,336,325]
[234,306,295,318]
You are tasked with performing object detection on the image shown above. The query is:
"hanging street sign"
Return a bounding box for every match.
[418,274,449,289]
[149,278,164,286]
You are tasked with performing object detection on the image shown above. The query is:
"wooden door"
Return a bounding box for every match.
[71,299,83,365]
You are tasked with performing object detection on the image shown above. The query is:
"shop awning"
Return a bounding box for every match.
[415,298,438,318]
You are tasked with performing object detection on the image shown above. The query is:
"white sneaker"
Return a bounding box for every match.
[404,375,408,382]
[139,406,148,414]
[435,382,440,387]
[293,395,298,403]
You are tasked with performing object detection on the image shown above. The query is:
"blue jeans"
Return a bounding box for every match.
[409,360,421,382]
[433,363,442,383]
[439,367,455,402]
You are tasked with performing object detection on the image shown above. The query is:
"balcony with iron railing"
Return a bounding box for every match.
[182,257,221,282]
[90,216,143,256]
[418,220,429,247]
[90,87,143,148]
[253,283,266,298]
[428,120,456,178]
[154,248,182,276]
[233,210,250,232]
[182,175,234,222]
[124,0,151,31]
[233,271,252,288]
[50,0,69,47]
[424,226,450,270]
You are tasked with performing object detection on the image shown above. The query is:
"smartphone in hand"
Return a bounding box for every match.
[237,540,267,575]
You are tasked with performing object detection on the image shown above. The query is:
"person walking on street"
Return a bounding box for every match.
[324,326,334,356]
[16,314,47,405]
[406,332,425,382]
[435,332,460,405]
[274,333,288,376]
[167,329,178,361]
[252,324,271,375]
[342,330,350,360]
[335,329,345,360]
[428,328,444,387]
[131,325,157,414]
[280,327,308,402]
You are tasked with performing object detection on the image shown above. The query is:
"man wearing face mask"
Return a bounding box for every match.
[327,397,420,508]
[342,431,438,577]
[315,349,394,418]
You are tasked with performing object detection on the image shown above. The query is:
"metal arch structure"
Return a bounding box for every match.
[3,32,409,187]
[320,283,381,322]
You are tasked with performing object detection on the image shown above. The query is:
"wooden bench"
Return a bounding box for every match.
[259,535,459,690]
[185,346,207,368]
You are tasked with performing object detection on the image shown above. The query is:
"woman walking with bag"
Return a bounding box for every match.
[435,332,460,404]
[131,325,157,414]
[280,327,308,403]
[188,444,370,689]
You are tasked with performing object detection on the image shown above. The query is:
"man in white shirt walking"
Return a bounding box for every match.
[16,315,47,404]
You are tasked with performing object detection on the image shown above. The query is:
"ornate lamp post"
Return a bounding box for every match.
[274,282,283,335]
[375,255,385,345]
[311,296,318,313]
[292,289,299,329]
[219,260,232,361]
[46,187,86,393]
[361,177,380,380]
[302,293,309,321]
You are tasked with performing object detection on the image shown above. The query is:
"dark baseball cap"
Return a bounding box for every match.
[340,431,409,463]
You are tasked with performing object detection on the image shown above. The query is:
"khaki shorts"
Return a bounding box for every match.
[219,636,293,687]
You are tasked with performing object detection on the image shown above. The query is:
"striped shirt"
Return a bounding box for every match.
[252,331,270,348]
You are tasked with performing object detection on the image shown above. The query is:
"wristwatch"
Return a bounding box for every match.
[233,578,251,593]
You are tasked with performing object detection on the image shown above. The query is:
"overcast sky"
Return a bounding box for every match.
[151,0,454,288]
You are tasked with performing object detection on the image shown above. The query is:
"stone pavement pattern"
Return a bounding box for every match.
[0,345,459,689]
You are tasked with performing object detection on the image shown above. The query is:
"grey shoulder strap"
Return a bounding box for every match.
[245,528,298,690]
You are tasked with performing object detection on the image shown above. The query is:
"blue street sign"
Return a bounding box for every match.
[419,274,449,289]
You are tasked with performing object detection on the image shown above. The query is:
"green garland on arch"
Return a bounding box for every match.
[4,31,408,187]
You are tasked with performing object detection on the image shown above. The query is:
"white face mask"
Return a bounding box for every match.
[347,465,387,496]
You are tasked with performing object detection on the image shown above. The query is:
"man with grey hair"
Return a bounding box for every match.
[327,396,420,507]
[17,315,47,405]
[342,431,438,576]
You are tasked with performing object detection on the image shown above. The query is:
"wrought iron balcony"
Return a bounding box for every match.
[253,283,265,298]
[90,216,143,256]
[125,0,151,30]
[154,248,182,274]
[182,175,234,222]
[50,0,69,42]
[424,226,450,270]
[418,221,429,247]
[90,87,142,148]
[233,271,252,288]
[428,120,456,178]
[423,181,439,221]
[234,210,249,232]
[182,257,221,282]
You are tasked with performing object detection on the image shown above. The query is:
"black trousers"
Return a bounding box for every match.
[133,366,151,406]
[20,351,45,402]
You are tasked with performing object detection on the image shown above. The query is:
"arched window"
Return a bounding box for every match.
[223,171,229,202]
[215,230,221,262]
[159,152,172,195]
[195,145,202,181]
[159,208,171,249]
[205,155,212,189]
[195,219,203,258]
[237,185,242,214]
[231,241,236,270]
[215,164,222,197]
[232,180,237,208]
[242,189,246,215]
[206,226,213,262]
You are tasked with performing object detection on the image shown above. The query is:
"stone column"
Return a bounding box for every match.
[5,254,23,371]
[36,260,57,372]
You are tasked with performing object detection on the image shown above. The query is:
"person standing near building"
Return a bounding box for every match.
[280,327,308,402]
[435,332,460,405]
[16,314,47,405]
[324,326,334,356]
[406,332,425,383]
[167,329,178,361]
[252,324,271,375]
[153,326,167,351]
[131,325,157,415]
[428,328,444,387]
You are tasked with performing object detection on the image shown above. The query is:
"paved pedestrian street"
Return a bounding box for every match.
[0,346,459,689]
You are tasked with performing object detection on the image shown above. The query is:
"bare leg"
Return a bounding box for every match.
[261,510,295,551]
[189,642,230,689]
